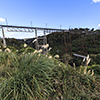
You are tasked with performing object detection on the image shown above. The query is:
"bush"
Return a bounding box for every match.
[16,47,35,55]
[0,52,55,99]
[50,65,100,99]
[94,54,100,64]
[7,46,16,52]
[0,51,100,99]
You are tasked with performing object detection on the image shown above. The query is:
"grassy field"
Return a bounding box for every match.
[0,44,100,99]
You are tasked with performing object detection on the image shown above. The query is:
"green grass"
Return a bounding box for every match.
[0,50,100,100]
[0,52,55,99]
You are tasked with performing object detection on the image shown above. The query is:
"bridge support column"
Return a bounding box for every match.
[43,30,47,54]
[35,29,39,50]
[1,27,7,47]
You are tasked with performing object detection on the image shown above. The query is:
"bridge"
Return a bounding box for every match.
[0,25,99,55]
[0,25,67,53]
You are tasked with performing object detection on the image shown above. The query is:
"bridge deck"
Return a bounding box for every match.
[0,25,66,31]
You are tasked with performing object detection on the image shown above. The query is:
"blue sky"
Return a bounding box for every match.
[0,0,100,38]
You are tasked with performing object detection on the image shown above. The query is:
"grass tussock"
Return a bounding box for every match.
[0,50,100,100]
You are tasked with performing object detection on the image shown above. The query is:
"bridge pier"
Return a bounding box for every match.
[1,27,7,47]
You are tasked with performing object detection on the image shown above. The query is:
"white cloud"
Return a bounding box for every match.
[0,18,5,22]
[93,0,100,3]
[98,24,100,28]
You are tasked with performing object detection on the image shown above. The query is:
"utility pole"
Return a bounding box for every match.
[60,25,62,29]
[31,21,32,27]
[5,18,8,25]
[46,23,47,28]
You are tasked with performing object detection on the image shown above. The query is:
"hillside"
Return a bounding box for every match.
[0,47,100,99]
[47,31,100,65]
[1,30,100,66]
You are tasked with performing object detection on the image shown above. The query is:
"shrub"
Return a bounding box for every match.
[7,46,16,52]
[0,51,100,99]
[0,52,55,99]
